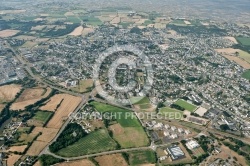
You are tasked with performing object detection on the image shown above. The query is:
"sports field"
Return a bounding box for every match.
[56,129,117,157]
[174,99,197,112]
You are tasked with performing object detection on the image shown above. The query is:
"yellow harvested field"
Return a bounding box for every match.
[95,154,128,166]
[0,84,21,103]
[33,161,42,166]
[11,88,51,110]
[46,94,82,129]
[26,141,47,156]
[0,29,20,37]
[32,127,59,142]
[82,28,95,36]
[69,26,83,36]
[224,36,238,44]
[215,48,250,69]
[110,17,121,24]
[7,154,21,166]
[8,145,27,153]
[58,159,95,166]
[16,88,46,102]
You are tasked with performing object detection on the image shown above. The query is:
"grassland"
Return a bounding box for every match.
[238,50,250,64]
[133,97,150,105]
[71,79,93,93]
[81,16,102,26]
[174,99,197,112]
[159,107,184,117]
[236,37,250,46]
[90,102,141,127]
[56,129,117,157]
[128,150,156,165]
[90,102,149,148]
[32,111,53,123]
[242,70,250,80]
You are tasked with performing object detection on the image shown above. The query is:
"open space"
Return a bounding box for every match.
[128,150,156,165]
[71,79,93,93]
[236,37,250,46]
[57,159,95,166]
[28,111,53,126]
[242,70,250,80]
[46,94,82,129]
[56,129,118,157]
[11,87,51,110]
[32,127,59,142]
[174,99,197,112]
[0,29,20,37]
[95,154,128,166]
[0,84,21,103]
[26,140,48,156]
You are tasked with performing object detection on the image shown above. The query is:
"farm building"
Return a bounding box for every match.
[165,145,185,161]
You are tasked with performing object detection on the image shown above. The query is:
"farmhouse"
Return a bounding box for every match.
[165,145,185,161]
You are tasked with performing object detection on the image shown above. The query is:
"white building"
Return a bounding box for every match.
[186,140,200,150]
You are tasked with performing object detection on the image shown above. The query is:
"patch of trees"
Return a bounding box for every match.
[220,124,230,131]
[168,75,183,84]
[191,112,200,117]
[49,123,87,153]
[39,154,65,166]
[130,27,142,34]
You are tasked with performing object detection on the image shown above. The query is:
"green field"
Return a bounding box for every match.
[128,150,156,165]
[242,70,250,80]
[174,99,197,112]
[236,37,250,46]
[159,106,184,117]
[32,111,53,123]
[143,20,154,26]
[66,16,81,23]
[90,101,141,127]
[133,97,150,105]
[170,19,187,26]
[56,129,117,157]
[90,102,149,148]
[238,50,250,63]
[81,16,102,26]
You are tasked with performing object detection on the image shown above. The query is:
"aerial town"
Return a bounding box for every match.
[0,0,250,166]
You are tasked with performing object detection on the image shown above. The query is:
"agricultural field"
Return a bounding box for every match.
[0,104,5,112]
[10,87,51,110]
[242,70,250,80]
[26,140,48,156]
[0,84,22,103]
[28,111,53,126]
[236,37,250,46]
[90,101,149,148]
[46,94,82,129]
[170,20,187,26]
[57,159,95,166]
[71,79,93,93]
[81,16,103,26]
[14,132,38,146]
[238,50,250,64]
[128,150,156,165]
[32,127,59,142]
[7,154,22,166]
[68,26,83,36]
[56,129,118,157]
[0,29,20,37]
[8,145,27,153]
[95,154,128,166]
[174,99,197,112]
